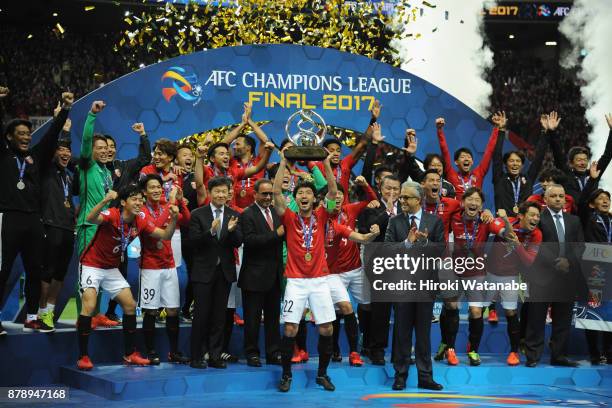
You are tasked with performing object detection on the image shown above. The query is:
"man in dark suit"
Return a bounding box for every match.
[239,178,285,367]
[188,176,242,369]
[358,174,401,364]
[385,181,444,391]
[524,183,585,367]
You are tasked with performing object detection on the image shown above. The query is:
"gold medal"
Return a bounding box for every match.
[304,252,312,262]
[513,205,519,214]
[64,200,71,208]
[240,189,246,198]
[17,181,25,190]
[156,241,163,249]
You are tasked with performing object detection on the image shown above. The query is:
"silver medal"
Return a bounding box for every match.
[17,181,25,190]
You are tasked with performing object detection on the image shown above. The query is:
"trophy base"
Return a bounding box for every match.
[284,146,328,161]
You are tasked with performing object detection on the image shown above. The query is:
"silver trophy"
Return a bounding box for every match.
[284,109,328,161]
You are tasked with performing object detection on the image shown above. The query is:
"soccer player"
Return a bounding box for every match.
[436,116,501,199]
[273,149,338,392]
[487,204,542,366]
[418,169,461,240]
[325,175,378,365]
[77,184,178,370]
[550,112,612,198]
[0,91,72,334]
[38,135,76,332]
[139,174,191,364]
[139,138,182,204]
[402,129,456,198]
[222,102,270,208]
[434,187,496,367]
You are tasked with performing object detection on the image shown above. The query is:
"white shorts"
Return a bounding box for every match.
[79,265,130,300]
[486,273,519,310]
[171,230,182,268]
[327,274,351,305]
[282,277,336,325]
[139,268,180,309]
[338,266,370,305]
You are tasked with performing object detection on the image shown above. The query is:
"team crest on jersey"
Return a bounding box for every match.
[101,210,110,216]
[25,155,34,165]
[114,168,122,178]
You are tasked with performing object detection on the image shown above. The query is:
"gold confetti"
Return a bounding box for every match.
[84,5,95,11]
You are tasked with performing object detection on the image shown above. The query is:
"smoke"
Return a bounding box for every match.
[390,1,494,116]
[559,0,612,190]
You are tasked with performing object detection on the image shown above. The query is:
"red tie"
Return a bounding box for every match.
[265,208,274,230]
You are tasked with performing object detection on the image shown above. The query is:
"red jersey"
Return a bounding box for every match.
[81,207,156,269]
[487,217,542,276]
[201,163,247,207]
[140,200,190,269]
[449,211,494,277]
[313,154,357,201]
[423,197,462,242]
[139,164,184,205]
[324,184,377,273]
[282,206,330,279]
[526,194,575,214]
[437,127,499,200]
[230,156,264,208]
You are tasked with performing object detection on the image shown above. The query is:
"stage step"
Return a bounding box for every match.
[59,356,612,401]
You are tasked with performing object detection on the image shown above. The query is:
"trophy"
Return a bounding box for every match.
[284,109,328,161]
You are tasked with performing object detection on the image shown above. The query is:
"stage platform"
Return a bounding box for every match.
[59,356,612,401]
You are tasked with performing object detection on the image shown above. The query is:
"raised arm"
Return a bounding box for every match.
[194,143,209,206]
[273,156,288,217]
[474,126,500,178]
[595,114,612,175]
[436,118,455,179]
[222,102,249,145]
[545,112,570,174]
[81,101,105,164]
[399,129,423,182]
[244,141,274,177]
[491,112,507,182]
[33,93,73,163]
[86,190,117,224]
[323,150,338,203]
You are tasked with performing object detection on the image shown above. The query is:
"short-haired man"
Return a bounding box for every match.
[77,184,178,370]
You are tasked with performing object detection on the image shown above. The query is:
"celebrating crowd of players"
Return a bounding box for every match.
[0,85,611,392]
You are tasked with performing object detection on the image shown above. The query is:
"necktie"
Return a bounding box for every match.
[265,208,274,231]
[554,213,565,256]
[214,208,222,239]
[410,215,417,230]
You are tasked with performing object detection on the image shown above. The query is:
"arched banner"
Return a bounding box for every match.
[34,43,497,202]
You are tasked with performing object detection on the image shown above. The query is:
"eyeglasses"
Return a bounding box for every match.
[399,195,420,201]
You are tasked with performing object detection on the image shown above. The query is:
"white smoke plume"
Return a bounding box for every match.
[390,1,494,116]
[559,0,612,190]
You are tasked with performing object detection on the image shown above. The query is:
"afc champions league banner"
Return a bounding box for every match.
[578,244,612,332]
[35,43,497,203]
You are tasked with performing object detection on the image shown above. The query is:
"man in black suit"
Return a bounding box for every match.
[359,174,401,364]
[188,176,242,369]
[239,178,285,367]
[385,181,444,391]
[524,183,585,367]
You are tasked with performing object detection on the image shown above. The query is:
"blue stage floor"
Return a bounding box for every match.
[3,383,611,408]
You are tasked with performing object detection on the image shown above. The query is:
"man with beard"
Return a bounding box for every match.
[487,204,543,366]
[0,92,72,334]
[436,117,501,200]
[77,184,178,370]
[38,135,76,333]
[550,112,612,199]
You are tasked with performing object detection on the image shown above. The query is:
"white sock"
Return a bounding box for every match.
[27,314,37,322]
[47,304,55,313]
[38,307,47,316]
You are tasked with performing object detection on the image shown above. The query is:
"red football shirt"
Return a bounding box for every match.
[313,154,357,201]
[282,206,330,279]
[423,197,461,242]
[448,210,494,277]
[201,163,247,207]
[230,156,264,209]
[139,165,184,205]
[325,184,377,273]
[140,200,191,269]
[487,217,542,276]
[81,207,156,269]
